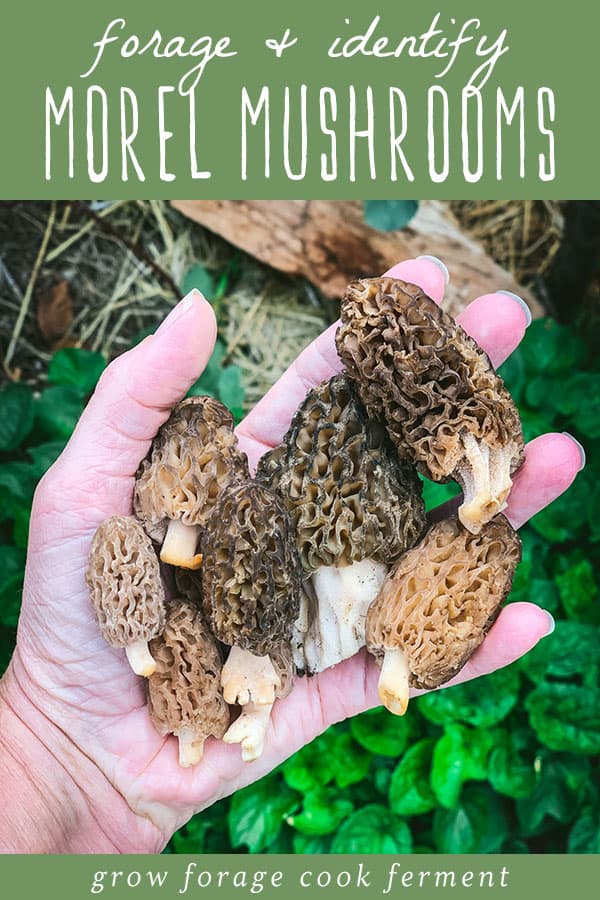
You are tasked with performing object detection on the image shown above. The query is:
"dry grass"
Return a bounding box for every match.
[0,200,564,396]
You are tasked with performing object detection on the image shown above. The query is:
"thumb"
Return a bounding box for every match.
[35,291,217,522]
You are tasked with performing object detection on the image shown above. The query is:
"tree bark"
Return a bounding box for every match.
[171,200,542,318]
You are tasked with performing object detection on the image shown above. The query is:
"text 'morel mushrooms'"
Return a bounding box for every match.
[147,599,229,767]
[134,396,249,569]
[86,515,166,677]
[366,514,521,716]
[336,277,525,533]
[201,481,301,761]
[257,374,426,674]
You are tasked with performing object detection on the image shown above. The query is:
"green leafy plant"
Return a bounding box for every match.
[0,312,598,855]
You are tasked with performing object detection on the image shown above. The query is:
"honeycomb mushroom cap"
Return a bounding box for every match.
[336,277,525,505]
[202,481,302,656]
[86,515,166,648]
[148,599,229,741]
[256,374,426,573]
[366,515,521,689]
[134,396,249,543]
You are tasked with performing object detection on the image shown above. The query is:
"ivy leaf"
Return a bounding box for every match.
[526,683,600,754]
[364,200,418,231]
[553,372,600,439]
[34,386,84,440]
[389,738,437,817]
[516,754,590,836]
[48,347,106,396]
[497,349,527,405]
[433,784,508,853]
[556,559,599,624]
[292,834,331,854]
[331,804,412,853]
[350,706,415,757]
[431,724,495,808]
[520,621,600,683]
[488,728,537,799]
[519,318,585,376]
[529,474,590,543]
[181,264,216,301]
[568,803,600,853]
[287,787,353,836]
[0,545,25,628]
[228,775,298,852]
[420,476,460,513]
[282,730,337,794]
[0,462,36,523]
[0,383,35,451]
[217,365,245,423]
[331,731,372,789]
[27,440,66,478]
[418,666,520,728]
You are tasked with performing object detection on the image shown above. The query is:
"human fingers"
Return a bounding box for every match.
[33,291,217,525]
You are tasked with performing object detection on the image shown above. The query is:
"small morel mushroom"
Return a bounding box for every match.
[336,277,525,533]
[148,599,229,767]
[202,481,301,761]
[134,396,249,569]
[257,374,426,673]
[86,515,166,676]
[366,515,521,715]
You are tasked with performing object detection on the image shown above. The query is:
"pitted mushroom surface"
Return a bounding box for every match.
[336,277,525,533]
[134,396,249,568]
[148,599,229,766]
[257,374,426,673]
[366,514,521,715]
[86,515,166,676]
[202,480,301,760]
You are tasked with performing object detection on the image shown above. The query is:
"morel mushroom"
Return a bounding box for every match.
[86,515,166,676]
[148,599,229,767]
[336,277,525,533]
[366,515,521,715]
[134,396,249,569]
[257,374,426,673]
[202,481,301,761]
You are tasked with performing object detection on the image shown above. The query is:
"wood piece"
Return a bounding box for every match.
[171,200,542,318]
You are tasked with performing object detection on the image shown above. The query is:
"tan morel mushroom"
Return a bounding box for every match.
[134,396,249,569]
[86,515,166,676]
[202,481,301,761]
[336,277,525,533]
[257,374,426,674]
[366,515,521,715]
[148,599,229,767]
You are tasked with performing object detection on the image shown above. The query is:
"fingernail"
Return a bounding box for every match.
[497,290,532,327]
[562,432,586,471]
[156,290,200,335]
[416,255,450,285]
[542,610,555,637]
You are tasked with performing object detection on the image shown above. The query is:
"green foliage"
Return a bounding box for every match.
[2,304,599,856]
[364,200,418,231]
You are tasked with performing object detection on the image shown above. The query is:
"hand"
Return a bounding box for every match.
[0,257,583,852]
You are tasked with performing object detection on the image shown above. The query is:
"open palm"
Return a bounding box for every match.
[1,257,582,852]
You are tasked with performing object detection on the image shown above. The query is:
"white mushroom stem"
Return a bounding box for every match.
[223,702,273,762]
[177,727,206,767]
[160,519,203,569]
[221,645,280,706]
[298,558,388,673]
[457,434,514,533]
[378,648,411,716]
[125,640,156,677]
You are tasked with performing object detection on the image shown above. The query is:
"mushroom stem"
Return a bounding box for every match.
[125,640,156,677]
[457,434,514,533]
[221,645,281,706]
[378,648,410,716]
[299,558,388,673]
[223,702,273,761]
[177,727,206,767]
[160,519,203,569]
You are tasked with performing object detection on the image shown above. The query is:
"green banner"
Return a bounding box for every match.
[0,854,598,898]
[1,0,598,197]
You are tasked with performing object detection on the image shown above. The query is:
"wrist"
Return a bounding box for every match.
[0,657,164,853]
